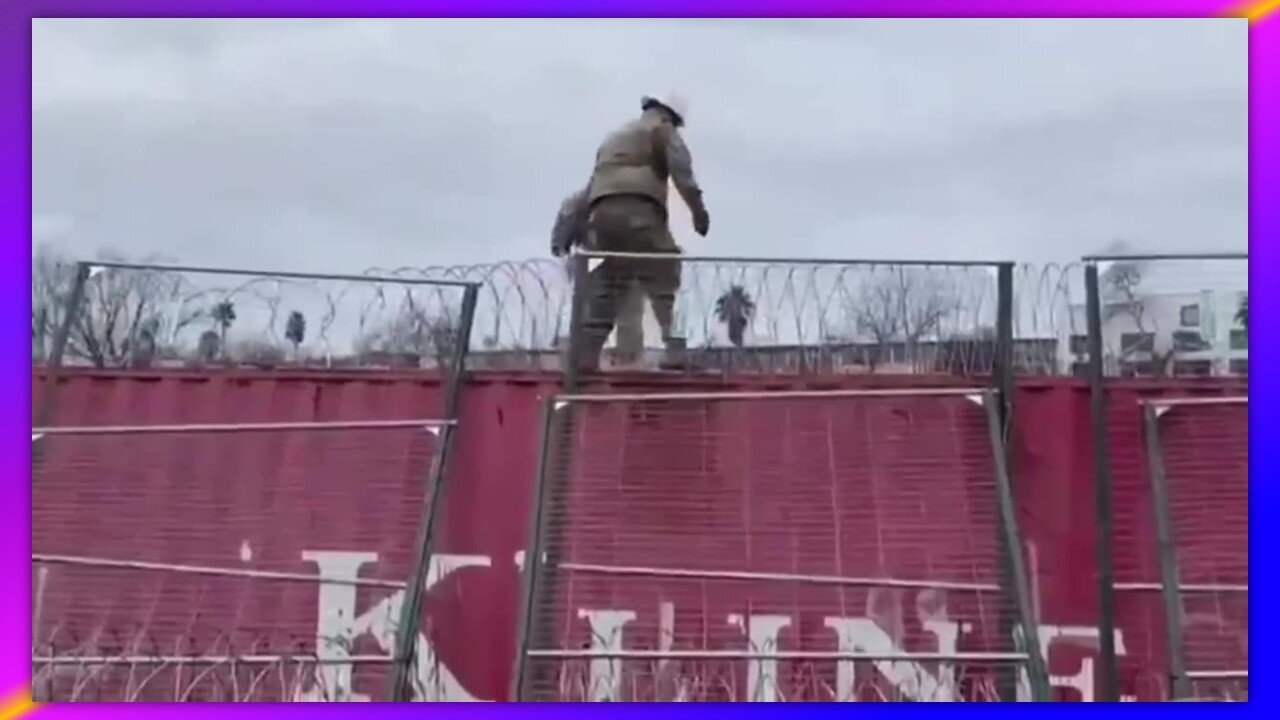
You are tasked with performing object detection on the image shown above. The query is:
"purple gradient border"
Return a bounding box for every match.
[7,3,1269,714]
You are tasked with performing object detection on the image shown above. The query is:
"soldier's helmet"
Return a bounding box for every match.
[641,93,689,127]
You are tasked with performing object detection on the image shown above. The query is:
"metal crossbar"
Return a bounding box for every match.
[1141,397,1248,409]
[559,561,1000,592]
[82,260,481,288]
[554,387,991,404]
[575,249,1007,267]
[34,655,396,666]
[33,419,452,436]
[32,553,408,589]
[527,649,1029,662]
[1081,252,1247,262]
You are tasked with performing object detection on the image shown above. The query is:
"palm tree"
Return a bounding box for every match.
[714,285,756,348]
[285,310,306,361]
[1236,294,1248,331]
[211,300,237,356]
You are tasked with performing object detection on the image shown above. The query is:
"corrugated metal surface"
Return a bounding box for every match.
[30,368,1246,701]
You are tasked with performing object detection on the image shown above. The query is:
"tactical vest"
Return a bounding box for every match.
[587,112,669,209]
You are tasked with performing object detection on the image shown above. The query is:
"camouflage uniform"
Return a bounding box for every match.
[575,103,708,371]
[550,185,591,258]
[550,184,683,364]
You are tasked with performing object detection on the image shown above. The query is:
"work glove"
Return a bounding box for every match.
[692,206,710,237]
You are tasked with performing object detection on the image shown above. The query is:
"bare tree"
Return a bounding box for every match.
[841,267,968,371]
[31,245,203,368]
[232,338,288,368]
[31,247,79,362]
[356,306,458,367]
[1099,257,1178,376]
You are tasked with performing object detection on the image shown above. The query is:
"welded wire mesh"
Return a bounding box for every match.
[389,258,1077,375]
[1144,398,1248,701]
[31,253,1245,378]
[369,260,574,356]
[566,254,1017,375]
[1010,262,1080,375]
[32,641,391,702]
[32,260,476,371]
[516,389,1041,702]
[1105,394,1247,701]
[31,420,447,702]
[538,650,1021,702]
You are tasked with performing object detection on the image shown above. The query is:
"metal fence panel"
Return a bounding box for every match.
[34,260,479,424]
[564,252,1013,379]
[33,260,481,702]
[1141,397,1248,701]
[513,388,1046,702]
[31,420,448,702]
[1082,251,1246,701]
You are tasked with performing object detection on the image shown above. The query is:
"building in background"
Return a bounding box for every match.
[1060,259,1247,377]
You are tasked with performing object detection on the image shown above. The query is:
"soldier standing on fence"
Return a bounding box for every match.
[559,93,709,373]
[552,183,686,367]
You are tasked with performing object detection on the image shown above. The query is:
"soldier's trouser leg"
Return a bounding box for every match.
[613,283,646,362]
[643,252,683,368]
[642,251,681,344]
[577,258,629,371]
[575,197,664,371]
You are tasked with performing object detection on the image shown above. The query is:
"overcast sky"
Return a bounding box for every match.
[32,18,1248,274]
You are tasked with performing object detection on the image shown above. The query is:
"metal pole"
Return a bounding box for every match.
[993,262,1019,699]
[442,285,480,420]
[1084,262,1120,701]
[1081,252,1247,263]
[79,260,477,287]
[577,250,1011,267]
[1142,405,1192,700]
[510,252,590,701]
[563,254,589,393]
[388,284,480,701]
[983,392,1050,702]
[995,264,1015,394]
[511,399,561,701]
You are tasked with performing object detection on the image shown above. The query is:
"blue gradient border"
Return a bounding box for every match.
[7,2,1270,715]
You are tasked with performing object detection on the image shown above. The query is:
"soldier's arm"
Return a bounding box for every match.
[660,127,707,217]
[550,184,590,256]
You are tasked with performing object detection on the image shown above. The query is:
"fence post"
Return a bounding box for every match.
[992,262,1024,699]
[388,283,480,701]
[1142,404,1192,700]
[983,390,1050,702]
[1084,261,1120,702]
[511,398,562,701]
[512,251,597,700]
[562,254,590,393]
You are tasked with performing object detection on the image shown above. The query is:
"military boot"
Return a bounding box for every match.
[658,336,687,371]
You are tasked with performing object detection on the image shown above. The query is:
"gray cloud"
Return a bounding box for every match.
[33,18,1247,272]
